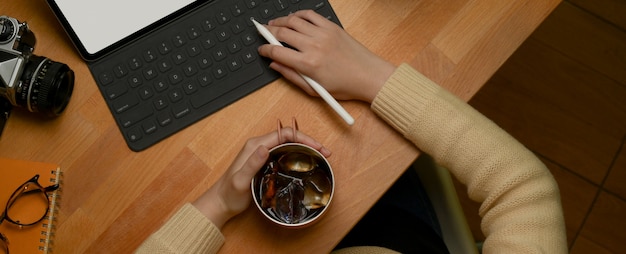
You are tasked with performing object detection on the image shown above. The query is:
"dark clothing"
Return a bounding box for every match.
[336,168,449,254]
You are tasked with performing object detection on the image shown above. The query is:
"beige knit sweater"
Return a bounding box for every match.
[136,64,567,253]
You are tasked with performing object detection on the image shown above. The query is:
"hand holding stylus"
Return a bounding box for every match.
[253,19,355,126]
[256,10,396,112]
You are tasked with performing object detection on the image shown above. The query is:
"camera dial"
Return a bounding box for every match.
[0,17,16,43]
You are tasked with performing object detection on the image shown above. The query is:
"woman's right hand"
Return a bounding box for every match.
[257,10,396,104]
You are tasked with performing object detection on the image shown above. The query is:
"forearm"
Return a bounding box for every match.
[135,203,225,254]
[372,64,567,253]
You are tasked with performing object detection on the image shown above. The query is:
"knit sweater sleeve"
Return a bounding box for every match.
[135,203,225,254]
[371,64,567,253]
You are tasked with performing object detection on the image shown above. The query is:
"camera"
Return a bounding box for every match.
[0,15,74,136]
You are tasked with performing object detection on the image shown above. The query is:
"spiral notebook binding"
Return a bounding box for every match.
[39,168,62,253]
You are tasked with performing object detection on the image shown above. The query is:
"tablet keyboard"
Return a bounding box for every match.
[88,0,341,151]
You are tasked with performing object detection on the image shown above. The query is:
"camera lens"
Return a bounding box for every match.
[18,55,74,116]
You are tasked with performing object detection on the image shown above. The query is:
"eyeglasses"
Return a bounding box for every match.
[0,175,59,254]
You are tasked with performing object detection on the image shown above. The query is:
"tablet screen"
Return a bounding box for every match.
[47,0,197,60]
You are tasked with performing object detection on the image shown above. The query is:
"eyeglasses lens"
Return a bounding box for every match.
[6,182,49,226]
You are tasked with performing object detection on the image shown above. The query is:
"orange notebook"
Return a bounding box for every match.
[0,157,62,254]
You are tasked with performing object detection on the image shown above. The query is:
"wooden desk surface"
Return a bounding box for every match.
[1,0,559,253]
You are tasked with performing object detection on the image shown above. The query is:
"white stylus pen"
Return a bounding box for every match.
[253,19,355,126]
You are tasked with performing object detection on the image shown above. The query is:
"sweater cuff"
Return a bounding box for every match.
[371,63,440,137]
[151,203,225,253]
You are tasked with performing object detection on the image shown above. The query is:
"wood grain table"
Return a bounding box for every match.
[1,0,560,253]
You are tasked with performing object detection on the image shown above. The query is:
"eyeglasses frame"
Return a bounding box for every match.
[0,174,59,254]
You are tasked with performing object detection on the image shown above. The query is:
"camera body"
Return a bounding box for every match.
[0,15,36,110]
[0,15,74,136]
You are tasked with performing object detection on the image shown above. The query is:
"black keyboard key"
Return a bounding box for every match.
[143,68,158,80]
[232,3,246,16]
[300,0,326,10]
[260,7,274,18]
[157,59,173,72]
[128,128,143,142]
[153,79,169,92]
[168,88,184,103]
[106,84,128,100]
[316,8,334,20]
[99,72,114,86]
[187,43,201,57]
[182,81,199,95]
[246,0,260,9]
[143,121,158,134]
[158,42,172,55]
[213,48,227,61]
[183,63,198,76]
[128,75,142,87]
[274,0,289,11]
[157,112,173,126]
[212,65,228,79]
[187,26,201,39]
[202,18,216,31]
[114,93,139,114]
[228,40,242,53]
[216,29,230,41]
[198,73,212,86]
[119,103,152,128]
[242,33,256,45]
[173,35,186,47]
[228,57,243,71]
[114,64,128,77]
[216,11,230,24]
[128,57,142,70]
[139,86,154,100]
[198,57,212,69]
[154,96,168,110]
[202,36,216,49]
[242,50,257,63]
[143,49,157,62]
[231,23,246,34]
[173,103,191,119]
[169,71,184,84]
[172,52,187,65]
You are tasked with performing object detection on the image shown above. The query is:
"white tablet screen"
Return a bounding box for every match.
[50,0,195,56]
